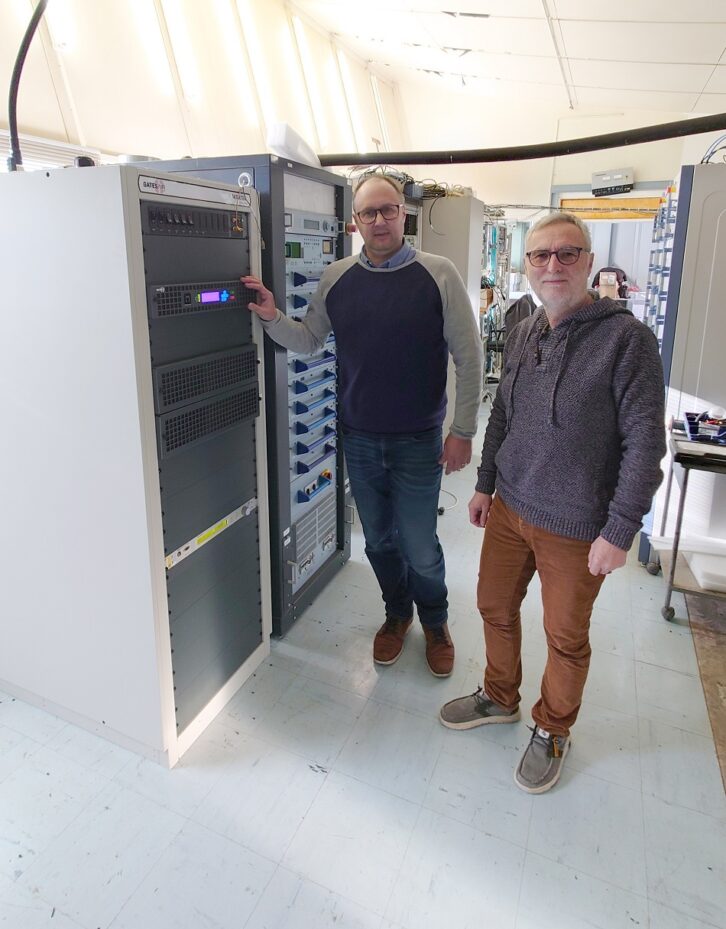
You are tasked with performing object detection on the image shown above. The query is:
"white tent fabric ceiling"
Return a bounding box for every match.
[293,0,726,113]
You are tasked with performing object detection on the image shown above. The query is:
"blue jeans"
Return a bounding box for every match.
[342,427,448,628]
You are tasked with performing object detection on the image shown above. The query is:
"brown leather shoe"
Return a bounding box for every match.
[423,623,455,677]
[373,615,413,665]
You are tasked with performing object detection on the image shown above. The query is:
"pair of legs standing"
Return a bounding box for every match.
[342,427,454,675]
[442,495,605,792]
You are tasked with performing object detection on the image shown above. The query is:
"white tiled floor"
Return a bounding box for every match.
[2,437,725,929]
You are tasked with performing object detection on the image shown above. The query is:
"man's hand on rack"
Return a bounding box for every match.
[242,275,278,321]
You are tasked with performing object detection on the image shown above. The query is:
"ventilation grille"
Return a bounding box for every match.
[154,347,257,413]
[159,386,259,458]
[296,491,337,560]
[148,281,257,318]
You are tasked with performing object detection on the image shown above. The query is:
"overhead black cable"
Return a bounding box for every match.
[318,112,726,167]
[7,0,50,172]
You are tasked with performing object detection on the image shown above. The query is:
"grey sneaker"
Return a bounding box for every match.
[514,726,570,794]
[439,686,520,730]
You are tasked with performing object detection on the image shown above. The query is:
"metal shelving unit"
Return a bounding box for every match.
[644,183,678,348]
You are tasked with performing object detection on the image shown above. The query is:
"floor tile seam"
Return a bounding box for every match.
[365,692,450,722]
[288,616,376,640]
[328,703,450,808]
[514,849,650,929]
[322,694,374,772]
[0,736,68,787]
[562,761,641,793]
[108,752,226,820]
[379,795,427,924]
[416,789,531,854]
[95,819,191,929]
[265,654,379,702]
[416,785,531,859]
[635,714,716,742]
[10,758,120,887]
[633,697,652,929]
[20,808,188,929]
[636,713,722,748]
[2,888,91,929]
[0,714,67,745]
[522,841,647,900]
[238,861,284,929]
[521,846,651,906]
[321,765,435,819]
[631,631,699,651]
[640,786,726,825]
[186,807,293,869]
[227,668,369,727]
[273,867,389,926]
[266,673,374,719]
[649,899,723,929]
[215,724,350,776]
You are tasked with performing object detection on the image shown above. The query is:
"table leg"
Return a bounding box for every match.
[662,467,689,621]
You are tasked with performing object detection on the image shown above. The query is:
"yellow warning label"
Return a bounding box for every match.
[196,518,228,546]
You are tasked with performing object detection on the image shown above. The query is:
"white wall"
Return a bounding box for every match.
[394,82,703,215]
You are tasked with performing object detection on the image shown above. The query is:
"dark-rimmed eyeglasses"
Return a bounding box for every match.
[526,246,588,267]
[355,203,402,224]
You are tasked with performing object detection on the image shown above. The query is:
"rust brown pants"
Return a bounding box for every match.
[478,496,606,736]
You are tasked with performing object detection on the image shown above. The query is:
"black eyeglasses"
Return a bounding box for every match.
[355,203,402,224]
[526,246,588,267]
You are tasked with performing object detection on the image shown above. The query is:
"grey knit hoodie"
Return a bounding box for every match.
[476,298,666,550]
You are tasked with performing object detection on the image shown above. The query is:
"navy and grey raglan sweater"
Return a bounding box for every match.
[262,250,483,437]
[476,298,666,549]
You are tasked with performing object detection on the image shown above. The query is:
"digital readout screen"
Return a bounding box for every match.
[198,289,233,304]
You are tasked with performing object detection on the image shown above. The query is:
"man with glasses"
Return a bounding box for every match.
[440,212,665,793]
[243,174,482,676]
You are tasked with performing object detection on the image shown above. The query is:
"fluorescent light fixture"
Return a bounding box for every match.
[370,74,390,152]
[160,0,202,104]
[235,0,276,132]
[45,0,76,53]
[336,48,367,155]
[291,15,327,149]
[213,0,258,129]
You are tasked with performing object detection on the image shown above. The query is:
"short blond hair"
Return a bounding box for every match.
[353,174,404,210]
[526,211,592,253]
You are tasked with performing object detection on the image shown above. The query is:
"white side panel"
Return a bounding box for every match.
[421,196,483,438]
[0,166,166,752]
[652,165,726,543]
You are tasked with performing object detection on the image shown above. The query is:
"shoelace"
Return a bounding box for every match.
[527,724,563,758]
[471,685,488,705]
[429,626,451,644]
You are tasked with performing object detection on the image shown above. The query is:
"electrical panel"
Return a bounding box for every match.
[151,155,353,636]
[0,166,269,765]
[404,199,422,249]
